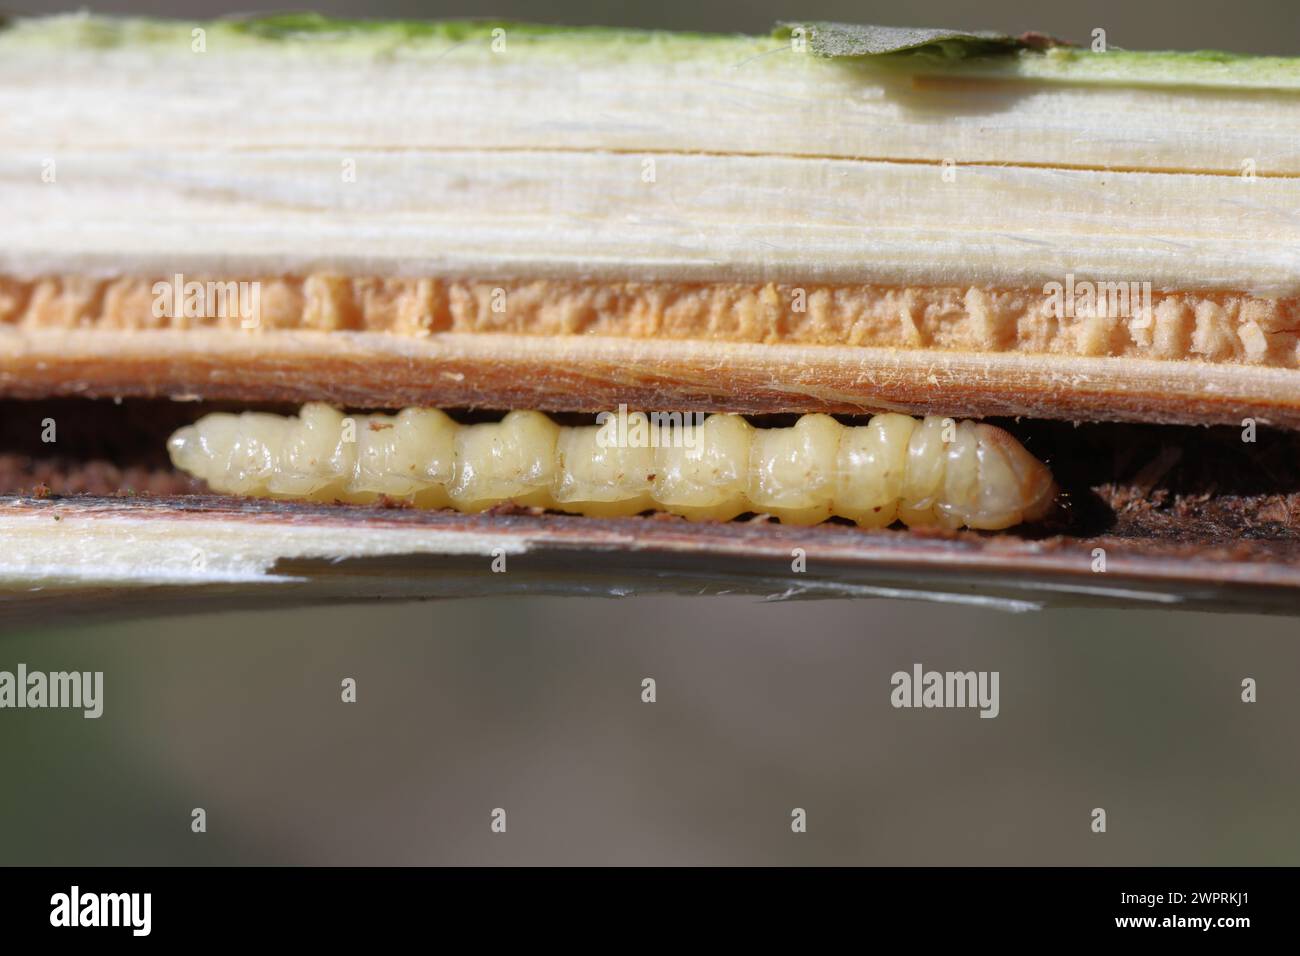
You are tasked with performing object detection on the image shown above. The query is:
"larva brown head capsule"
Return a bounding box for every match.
[969,423,1058,529]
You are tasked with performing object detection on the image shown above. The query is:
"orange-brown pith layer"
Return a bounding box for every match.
[3,275,1297,368]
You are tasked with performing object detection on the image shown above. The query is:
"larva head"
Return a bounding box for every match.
[166,423,203,478]
[167,414,238,490]
[167,411,292,496]
[971,423,1058,529]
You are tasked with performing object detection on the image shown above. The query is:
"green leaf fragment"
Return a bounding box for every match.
[772,22,1066,58]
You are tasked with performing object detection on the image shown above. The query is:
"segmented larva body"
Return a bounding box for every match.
[167,404,1057,530]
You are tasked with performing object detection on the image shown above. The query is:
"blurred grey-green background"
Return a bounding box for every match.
[2,0,1297,865]
[3,600,1298,865]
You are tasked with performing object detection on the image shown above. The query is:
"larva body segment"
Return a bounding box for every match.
[748,414,840,526]
[837,413,915,528]
[651,413,753,522]
[449,410,559,512]
[897,415,948,527]
[555,415,655,517]
[353,406,458,507]
[168,405,1057,530]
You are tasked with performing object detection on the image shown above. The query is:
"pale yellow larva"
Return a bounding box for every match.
[167,404,1057,530]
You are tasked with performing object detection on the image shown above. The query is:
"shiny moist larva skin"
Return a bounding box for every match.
[168,404,1057,531]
